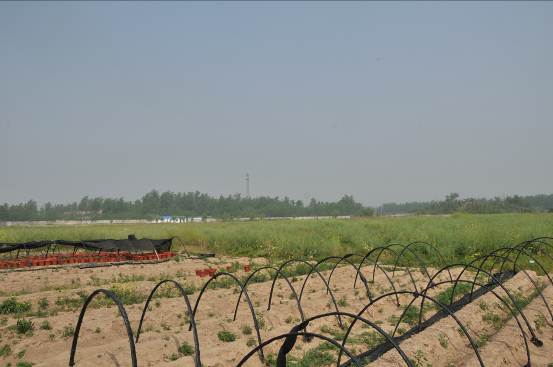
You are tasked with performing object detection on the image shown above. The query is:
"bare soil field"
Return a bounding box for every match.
[0,255,552,367]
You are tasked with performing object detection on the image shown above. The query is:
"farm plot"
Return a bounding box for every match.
[0,238,552,367]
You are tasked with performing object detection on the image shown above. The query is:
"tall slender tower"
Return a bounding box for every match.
[245,173,250,198]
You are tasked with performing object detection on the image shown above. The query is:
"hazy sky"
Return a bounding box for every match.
[1,2,552,206]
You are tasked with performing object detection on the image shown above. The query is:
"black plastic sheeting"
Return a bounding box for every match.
[0,241,52,253]
[0,237,173,254]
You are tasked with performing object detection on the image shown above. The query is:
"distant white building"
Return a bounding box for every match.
[155,216,215,223]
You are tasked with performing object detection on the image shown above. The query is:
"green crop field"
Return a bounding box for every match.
[1,213,552,266]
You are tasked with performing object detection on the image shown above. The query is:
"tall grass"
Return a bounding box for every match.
[1,213,552,266]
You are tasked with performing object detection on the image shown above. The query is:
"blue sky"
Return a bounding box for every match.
[1,2,552,206]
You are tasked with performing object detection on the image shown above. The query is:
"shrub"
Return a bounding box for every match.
[241,325,252,335]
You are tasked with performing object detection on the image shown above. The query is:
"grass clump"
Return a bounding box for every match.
[62,325,75,338]
[15,319,33,335]
[438,332,449,348]
[482,311,503,330]
[0,298,32,315]
[534,313,546,332]
[0,344,12,357]
[337,296,349,307]
[320,325,346,341]
[475,333,490,347]
[217,330,236,342]
[410,349,428,367]
[38,298,49,310]
[286,343,335,367]
[435,283,472,305]
[349,330,384,348]
[402,305,424,326]
[177,341,194,356]
[284,315,296,324]
[39,320,52,330]
[108,284,146,305]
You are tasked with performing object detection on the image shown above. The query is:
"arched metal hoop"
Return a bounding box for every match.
[420,278,532,367]
[189,272,265,362]
[293,254,368,295]
[234,265,306,323]
[391,241,450,282]
[135,279,201,367]
[290,311,414,367]
[236,331,363,367]
[68,289,137,367]
[355,246,419,293]
[421,262,543,346]
[474,252,553,322]
[336,290,485,367]
[270,259,344,327]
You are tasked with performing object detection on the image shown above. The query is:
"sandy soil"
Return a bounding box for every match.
[0,257,551,367]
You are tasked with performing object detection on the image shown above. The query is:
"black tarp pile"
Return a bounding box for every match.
[0,236,173,254]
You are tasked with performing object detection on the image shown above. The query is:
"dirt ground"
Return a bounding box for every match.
[0,256,551,367]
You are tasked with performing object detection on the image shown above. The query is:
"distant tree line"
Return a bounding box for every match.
[0,191,373,221]
[2,191,552,222]
[380,193,553,215]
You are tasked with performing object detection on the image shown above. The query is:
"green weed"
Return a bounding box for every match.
[15,319,33,335]
[177,341,194,356]
[217,330,236,342]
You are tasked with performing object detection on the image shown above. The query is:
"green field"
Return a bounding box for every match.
[1,214,552,266]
